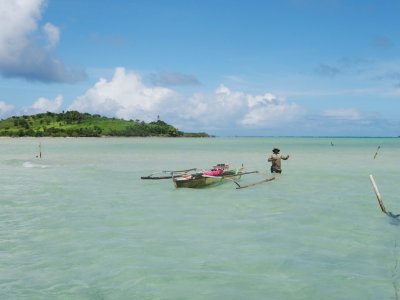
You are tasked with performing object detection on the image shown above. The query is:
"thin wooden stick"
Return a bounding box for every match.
[369,174,387,213]
[36,141,42,158]
[162,168,197,173]
[373,146,381,159]
[141,168,197,179]
[141,175,175,180]
[201,170,258,179]
[236,177,275,190]
[234,170,259,176]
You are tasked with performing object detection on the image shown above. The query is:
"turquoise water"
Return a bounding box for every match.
[1,137,400,299]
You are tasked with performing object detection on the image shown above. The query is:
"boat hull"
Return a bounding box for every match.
[173,169,243,188]
[173,176,223,188]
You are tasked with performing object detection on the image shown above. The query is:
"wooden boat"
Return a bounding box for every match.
[173,164,246,188]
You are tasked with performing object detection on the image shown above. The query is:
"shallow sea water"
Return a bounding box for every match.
[1,137,400,299]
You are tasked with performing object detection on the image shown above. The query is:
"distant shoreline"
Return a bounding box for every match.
[0,111,210,138]
[0,135,397,139]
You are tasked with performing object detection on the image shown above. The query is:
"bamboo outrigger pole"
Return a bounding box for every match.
[369,174,387,214]
[236,177,275,190]
[141,168,197,179]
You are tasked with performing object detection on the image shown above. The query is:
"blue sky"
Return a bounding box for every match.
[0,0,399,136]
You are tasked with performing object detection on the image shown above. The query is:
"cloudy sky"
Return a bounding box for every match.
[0,0,399,136]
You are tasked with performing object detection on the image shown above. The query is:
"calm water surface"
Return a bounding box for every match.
[1,137,400,299]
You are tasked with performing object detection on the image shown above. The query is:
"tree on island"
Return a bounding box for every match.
[0,111,209,138]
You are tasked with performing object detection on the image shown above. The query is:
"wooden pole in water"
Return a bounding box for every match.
[369,174,387,214]
[37,142,42,158]
[373,145,380,159]
[236,177,275,190]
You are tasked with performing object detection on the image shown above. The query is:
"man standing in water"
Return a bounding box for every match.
[268,148,289,174]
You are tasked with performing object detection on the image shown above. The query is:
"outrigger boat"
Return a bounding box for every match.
[173,163,256,188]
[140,164,274,189]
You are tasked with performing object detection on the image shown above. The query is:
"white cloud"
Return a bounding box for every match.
[240,93,303,128]
[69,67,176,121]
[247,92,279,108]
[69,68,303,132]
[0,0,85,82]
[240,102,302,127]
[0,0,41,62]
[43,22,60,49]
[240,92,302,127]
[215,84,247,114]
[182,85,302,129]
[0,101,15,117]
[322,108,361,121]
[179,84,247,127]
[30,94,63,113]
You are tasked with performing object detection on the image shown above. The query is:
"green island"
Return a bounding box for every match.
[0,111,210,138]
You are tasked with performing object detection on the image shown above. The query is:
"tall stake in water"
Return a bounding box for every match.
[369,174,386,213]
[37,142,42,158]
[374,145,381,159]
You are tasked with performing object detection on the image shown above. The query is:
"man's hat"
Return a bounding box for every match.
[272,147,280,153]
